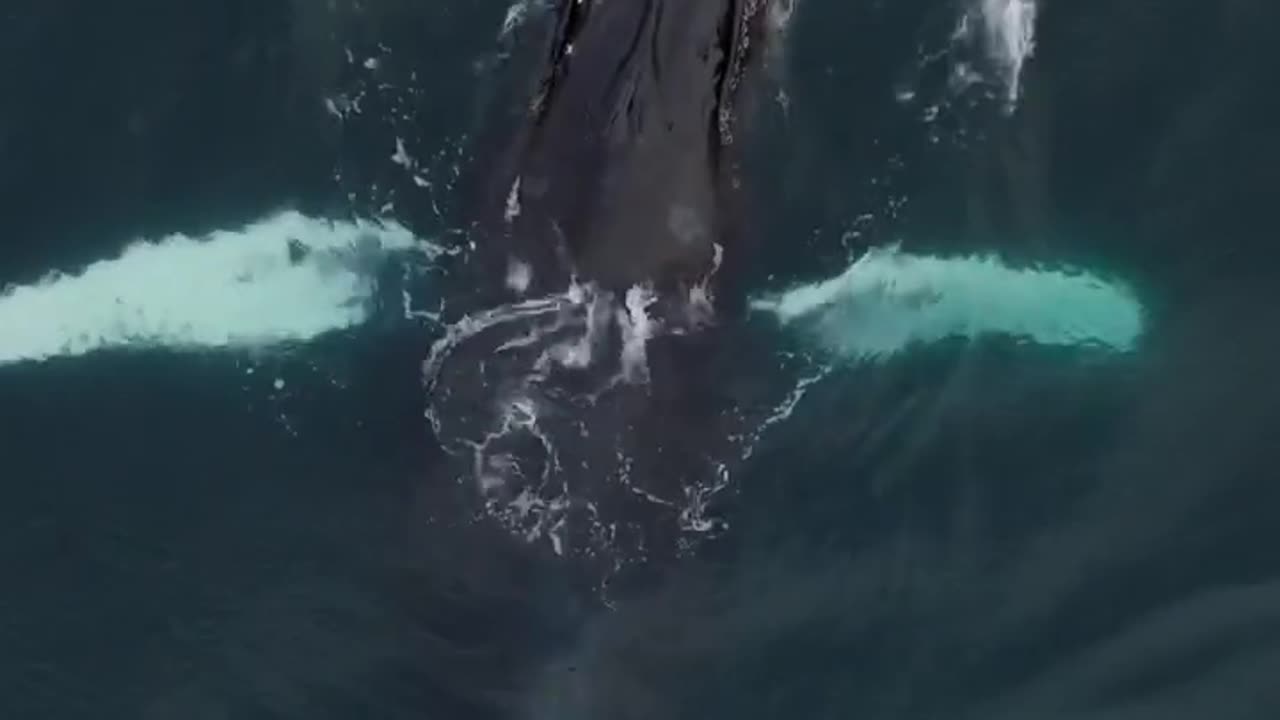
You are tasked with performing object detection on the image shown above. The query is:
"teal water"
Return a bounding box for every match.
[2,1,1279,718]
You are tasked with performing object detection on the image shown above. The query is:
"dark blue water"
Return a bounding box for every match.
[4,1,1280,718]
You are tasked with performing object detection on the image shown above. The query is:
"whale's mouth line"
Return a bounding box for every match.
[529,0,591,117]
[529,0,754,142]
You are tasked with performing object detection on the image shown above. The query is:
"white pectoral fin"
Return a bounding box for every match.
[752,245,1143,361]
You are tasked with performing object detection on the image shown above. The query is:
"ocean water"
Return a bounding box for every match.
[3,1,1280,718]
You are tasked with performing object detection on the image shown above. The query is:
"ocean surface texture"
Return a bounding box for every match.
[2,1,1279,718]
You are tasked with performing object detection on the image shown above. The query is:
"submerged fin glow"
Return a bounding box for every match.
[751,245,1142,360]
[0,211,428,366]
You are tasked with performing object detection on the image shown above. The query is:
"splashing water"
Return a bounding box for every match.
[978,0,1037,107]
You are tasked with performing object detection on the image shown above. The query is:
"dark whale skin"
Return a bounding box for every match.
[475,0,771,296]
[416,1,784,590]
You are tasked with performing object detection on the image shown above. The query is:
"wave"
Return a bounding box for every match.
[750,244,1143,360]
[0,211,432,367]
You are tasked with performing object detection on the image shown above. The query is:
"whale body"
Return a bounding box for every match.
[421,0,789,581]
[473,0,777,296]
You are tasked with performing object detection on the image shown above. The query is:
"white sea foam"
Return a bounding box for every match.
[978,0,1037,106]
[0,211,431,366]
[751,245,1142,360]
[500,0,545,38]
[617,285,659,383]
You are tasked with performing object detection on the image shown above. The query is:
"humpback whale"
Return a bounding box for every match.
[469,0,780,297]
[422,0,790,584]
